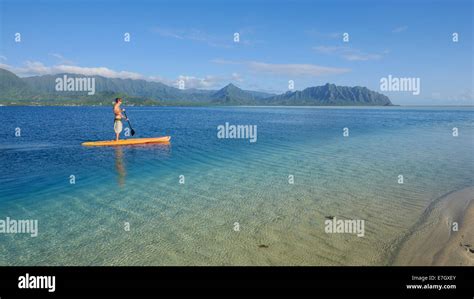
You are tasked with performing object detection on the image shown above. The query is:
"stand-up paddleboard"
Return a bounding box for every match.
[82,136,171,147]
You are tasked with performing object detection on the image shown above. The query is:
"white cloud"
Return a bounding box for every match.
[151,27,233,48]
[343,53,383,61]
[151,27,186,39]
[247,61,350,76]
[151,27,218,43]
[231,72,243,82]
[49,53,75,65]
[210,58,240,65]
[174,72,244,89]
[151,26,263,48]
[428,90,473,104]
[1,61,146,80]
[312,46,346,54]
[457,89,474,101]
[306,29,341,39]
[313,46,385,61]
[0,60,236,89]
[392,26,408,33]
[1,58,347,91]
[212,59,350,76]
[174,75,221,89]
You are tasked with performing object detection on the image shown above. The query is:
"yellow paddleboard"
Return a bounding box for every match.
[82,136,171,147]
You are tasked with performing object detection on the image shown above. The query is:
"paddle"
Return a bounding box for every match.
[122,109,135,136]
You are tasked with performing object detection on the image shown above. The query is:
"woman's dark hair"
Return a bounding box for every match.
[115,98,122,103]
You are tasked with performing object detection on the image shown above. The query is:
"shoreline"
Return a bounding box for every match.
[393,186,474,266]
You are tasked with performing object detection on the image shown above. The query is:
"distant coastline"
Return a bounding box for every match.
[1,68,392,106]
[0,102,398,107]
[4,103,474,108]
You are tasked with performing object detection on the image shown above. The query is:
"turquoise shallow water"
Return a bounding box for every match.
[0,106,473,265]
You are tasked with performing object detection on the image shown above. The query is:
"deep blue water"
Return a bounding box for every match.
[0,106,473,265]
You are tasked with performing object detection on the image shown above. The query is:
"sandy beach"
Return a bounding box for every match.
[394,186,474,266]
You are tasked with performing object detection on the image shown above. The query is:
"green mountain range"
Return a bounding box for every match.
[263,84,392,106]
[0,68,392,106]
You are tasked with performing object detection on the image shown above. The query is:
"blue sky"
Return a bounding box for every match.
[0,0,472,105]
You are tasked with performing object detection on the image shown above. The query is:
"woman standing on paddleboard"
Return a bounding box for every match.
[113,98,127,141]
